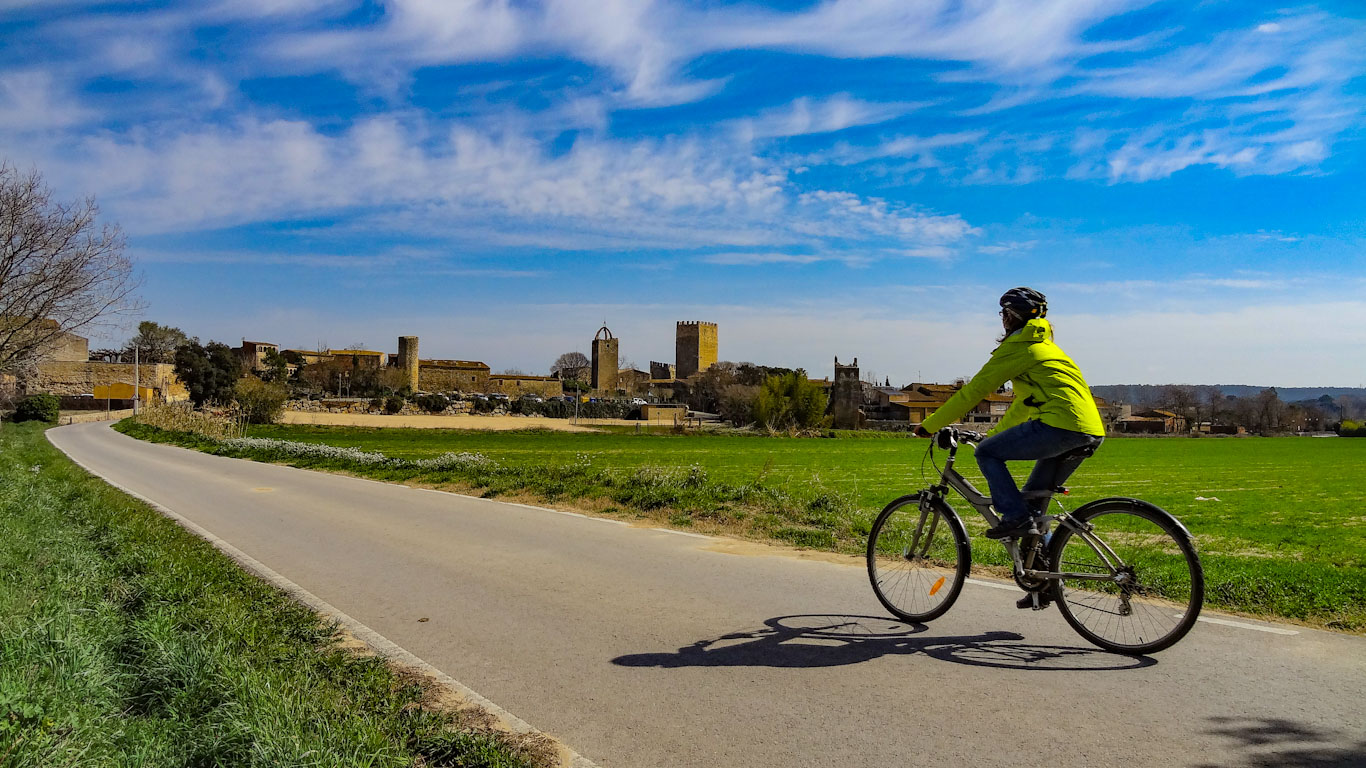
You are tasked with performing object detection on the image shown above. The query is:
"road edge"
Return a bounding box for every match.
[47,424,602,768]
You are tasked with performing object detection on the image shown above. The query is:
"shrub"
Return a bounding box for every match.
[234,378,290,424]
[133,401,244,440]
[1339,419,1366,437]
[13,393,60,423]
[753,372,829,432]
[384,395,404,414]
[415,393,449,413]
[369,397,384,411]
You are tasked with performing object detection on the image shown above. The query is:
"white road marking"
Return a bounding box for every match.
[966,578,1018,592]
[1183,615,1300,635]
[650,528,713,540]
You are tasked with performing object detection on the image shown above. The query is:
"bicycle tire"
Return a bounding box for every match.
[1048,498,1204,654]
[867,493,971,623]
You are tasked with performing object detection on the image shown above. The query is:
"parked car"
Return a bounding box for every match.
[631,397,648,406]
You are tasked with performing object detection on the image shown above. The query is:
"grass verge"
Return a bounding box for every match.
[0,421,541,768]
[113,421,1366,633]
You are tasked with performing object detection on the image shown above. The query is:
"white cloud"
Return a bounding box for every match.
[13,111,974,262]
[731,94,920,142]
[0,70,95,131]
[699,253,828,266]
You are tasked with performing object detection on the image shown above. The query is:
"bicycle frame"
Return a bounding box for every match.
[925,430,1126,587]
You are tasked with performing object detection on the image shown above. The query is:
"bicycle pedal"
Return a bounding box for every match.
[1015,593,1052,610]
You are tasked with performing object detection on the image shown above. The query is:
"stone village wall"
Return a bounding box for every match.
[32,362,189,401]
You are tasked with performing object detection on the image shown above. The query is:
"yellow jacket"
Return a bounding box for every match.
[920,318,1105,437]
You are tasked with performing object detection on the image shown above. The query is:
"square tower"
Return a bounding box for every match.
[832,356,861,430]
[675,321,718,380]
[591,325,619,393]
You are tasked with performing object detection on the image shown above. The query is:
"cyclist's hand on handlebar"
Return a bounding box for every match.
[913,425,932,438]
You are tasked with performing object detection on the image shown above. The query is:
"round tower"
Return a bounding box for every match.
[398,335,419,392]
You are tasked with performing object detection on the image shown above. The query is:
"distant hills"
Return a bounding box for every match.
[1091,385,1366,407]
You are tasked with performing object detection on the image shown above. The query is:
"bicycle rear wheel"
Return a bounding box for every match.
[1048,499,1204,654]
[867,494,970,623]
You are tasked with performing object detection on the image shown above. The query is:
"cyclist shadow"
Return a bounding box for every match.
[612,614,1156,672]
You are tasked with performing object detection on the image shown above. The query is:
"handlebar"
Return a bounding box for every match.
[934,427,984,450]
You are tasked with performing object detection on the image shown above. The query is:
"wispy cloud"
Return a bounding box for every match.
[731,94,921,142]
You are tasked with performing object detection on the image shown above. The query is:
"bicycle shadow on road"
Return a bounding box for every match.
[612,614,1155,672]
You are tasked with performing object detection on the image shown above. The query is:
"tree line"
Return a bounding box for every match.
[1142,384,1364,434]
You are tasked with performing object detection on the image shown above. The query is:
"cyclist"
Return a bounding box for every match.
[915,287,1105,541]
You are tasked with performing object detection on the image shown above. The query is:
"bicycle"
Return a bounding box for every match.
[866,427,1204,654]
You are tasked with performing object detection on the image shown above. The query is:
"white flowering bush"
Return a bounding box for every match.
[218,437,496,473]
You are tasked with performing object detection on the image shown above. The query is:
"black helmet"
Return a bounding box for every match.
[1000,287,1047,319]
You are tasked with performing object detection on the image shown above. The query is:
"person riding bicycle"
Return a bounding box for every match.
[915,287,1105,541]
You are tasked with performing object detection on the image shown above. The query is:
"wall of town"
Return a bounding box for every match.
[32,361,189,401]
[487,376,563,398]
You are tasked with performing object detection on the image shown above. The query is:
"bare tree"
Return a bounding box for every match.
[551,351,590,381]
[1254,388,1285,433]
[1160,385,1197,418]
[0,164,141,377]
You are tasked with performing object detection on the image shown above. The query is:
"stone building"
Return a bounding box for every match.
[281,349,332,366]
[234,340,279,371]
[649,361,675,381]
[831,356,862,429]
[486,374,563,398]
[617,367,651,396]
[418,359,491,392]
[591,325,618,394]
[675,321,717,380]
[335,349,387,369]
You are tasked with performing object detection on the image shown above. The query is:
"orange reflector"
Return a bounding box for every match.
[929,576,946,596]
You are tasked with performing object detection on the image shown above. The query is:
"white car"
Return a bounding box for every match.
[631,397,648,405]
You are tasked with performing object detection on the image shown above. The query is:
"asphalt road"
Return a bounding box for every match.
[50,422,1366,768]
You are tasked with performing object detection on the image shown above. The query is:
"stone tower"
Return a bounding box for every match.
[832,356,861,430]
[675,321,718,380]
[398,336,419,392]
[591,325,619,393]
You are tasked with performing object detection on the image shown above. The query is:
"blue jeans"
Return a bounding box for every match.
[974,420,1103,524]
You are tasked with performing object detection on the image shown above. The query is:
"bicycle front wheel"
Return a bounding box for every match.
[1049,499,1204,654]
[867,494,970,623]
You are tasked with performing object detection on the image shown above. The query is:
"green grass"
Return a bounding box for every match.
[0,422,536,768]
[115,421,1366,632]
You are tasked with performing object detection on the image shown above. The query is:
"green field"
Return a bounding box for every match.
[122,422,1366,631]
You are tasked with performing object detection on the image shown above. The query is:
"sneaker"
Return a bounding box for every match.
[985,516,1037,539]
[1016,592,1053,610]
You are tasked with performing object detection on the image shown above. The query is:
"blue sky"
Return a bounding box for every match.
[2,0,1363,386]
